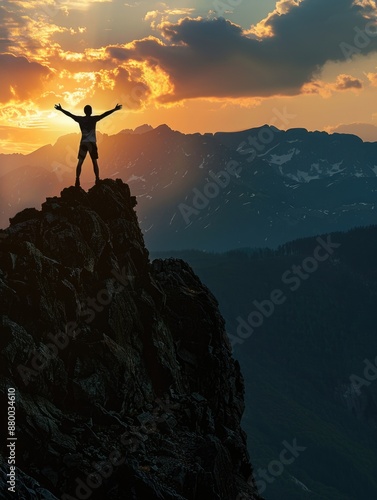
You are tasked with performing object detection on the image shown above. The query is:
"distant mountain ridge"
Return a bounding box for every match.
[1,124,377,250]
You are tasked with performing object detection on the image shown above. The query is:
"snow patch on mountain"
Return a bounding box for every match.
[268,149,296,165]
[127,174,146,183]
[259,144,280,157]
[289,475,312,492]
[328,161,345,176]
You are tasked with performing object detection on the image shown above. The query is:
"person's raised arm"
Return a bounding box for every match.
[98,103,122,120]
[54,103,77,120]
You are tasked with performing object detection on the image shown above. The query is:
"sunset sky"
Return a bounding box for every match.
[2,0,377,154]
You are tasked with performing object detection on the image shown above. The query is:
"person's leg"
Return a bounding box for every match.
[76,143,87,187]
[76,158,84,186]
[89,143,100,183]
[92,158,100,182]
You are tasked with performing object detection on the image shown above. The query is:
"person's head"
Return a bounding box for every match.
[84,105,92,116]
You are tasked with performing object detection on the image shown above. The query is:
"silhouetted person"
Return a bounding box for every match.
[54,103,122,187]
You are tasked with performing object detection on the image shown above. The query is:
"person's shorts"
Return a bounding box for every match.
[78,142,98,160]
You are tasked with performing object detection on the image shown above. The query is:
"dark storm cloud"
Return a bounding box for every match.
[106,0,377,101]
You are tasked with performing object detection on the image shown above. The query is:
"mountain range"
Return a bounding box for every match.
[1,124,377,251]
[2,122,377,499]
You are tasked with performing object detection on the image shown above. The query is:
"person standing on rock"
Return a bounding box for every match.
[54,103,122,187]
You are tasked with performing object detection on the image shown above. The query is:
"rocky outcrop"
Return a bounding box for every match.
[0,179,261,499]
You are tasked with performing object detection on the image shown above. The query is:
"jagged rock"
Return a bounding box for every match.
[0,179,262,499]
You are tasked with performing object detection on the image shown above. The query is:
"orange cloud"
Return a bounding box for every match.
[334,74,363,90]
[144,7,195,31]
[0,54,51,103]
[302,74,363,97]
[366,72,377,86]
[248,0,303,38]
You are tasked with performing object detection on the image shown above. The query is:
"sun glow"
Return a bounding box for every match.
[1,1,377,155]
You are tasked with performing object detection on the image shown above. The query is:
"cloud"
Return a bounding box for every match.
[44,63,153,111]
[144,7,196,30]
[328,122,377,141]
[0,54,51,103]
[366,71,377,85]
[249,0,304,38]
[0,0,157,112]
[302,73,363,96]
[0,6,12,52]
[334,74,363,89]
[107,0,377,102]
[0,1,76,64]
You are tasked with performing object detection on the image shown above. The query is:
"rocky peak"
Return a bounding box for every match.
[0,179,261,499]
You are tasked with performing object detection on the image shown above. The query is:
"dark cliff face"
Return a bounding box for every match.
[0,179,261,499]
